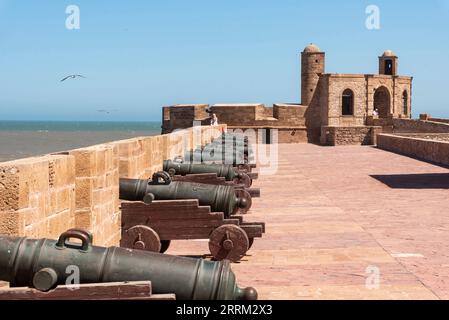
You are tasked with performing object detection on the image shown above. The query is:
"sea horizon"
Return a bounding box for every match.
[0,120,162,162]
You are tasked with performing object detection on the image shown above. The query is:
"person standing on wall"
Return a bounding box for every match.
[209,113,224,133]
[210,113,219,126]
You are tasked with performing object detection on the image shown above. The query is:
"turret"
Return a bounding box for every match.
[301,43,325,106]
[379,50,398,76]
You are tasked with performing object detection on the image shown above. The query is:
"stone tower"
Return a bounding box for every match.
[379,50,398,76]
[301,43,325,106]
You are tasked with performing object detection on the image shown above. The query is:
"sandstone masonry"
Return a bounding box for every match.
[0,125,225,246]
[162,44,413,146]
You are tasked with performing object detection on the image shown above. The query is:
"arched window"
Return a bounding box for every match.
[402,91,408,115]
[342,89,354,116]
[384,59,393,75]
[374,86,391,118]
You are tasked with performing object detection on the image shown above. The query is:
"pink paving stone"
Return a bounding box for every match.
[169,144,449,299]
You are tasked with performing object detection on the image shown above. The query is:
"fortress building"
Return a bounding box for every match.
[162,44,413,145]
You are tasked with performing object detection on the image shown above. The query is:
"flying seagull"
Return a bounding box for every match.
[97,109,118,114]
[60,74,86,82]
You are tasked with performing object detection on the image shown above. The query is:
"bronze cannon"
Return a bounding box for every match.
[184,146,249,166]
[163,160,252,188]
[0,229,257,300]
[211,133,252,152]
[204,133,255,165]
[119,172,252,217]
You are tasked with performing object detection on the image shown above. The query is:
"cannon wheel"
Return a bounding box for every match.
[236,164,251,173]
[248,237,254,250]
[233,173,252,188]
[121,225,161,253]
[209,225,249,262]
[160,240,171,254]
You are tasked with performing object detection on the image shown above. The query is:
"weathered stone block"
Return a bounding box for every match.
[0,210,24,235]
[75,177,94,209]
[0,167,21,211]
[70,149,96,177]
[95,148,107,176]
[74,209,92,230]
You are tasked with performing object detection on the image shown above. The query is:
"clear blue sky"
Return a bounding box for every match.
[1,0,448,121]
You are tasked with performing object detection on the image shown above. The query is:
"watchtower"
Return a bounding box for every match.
[378,50,398,76]
[301,43,325,106]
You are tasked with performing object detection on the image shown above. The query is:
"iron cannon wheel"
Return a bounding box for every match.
[122,225,161,253]
[209,225,249,262]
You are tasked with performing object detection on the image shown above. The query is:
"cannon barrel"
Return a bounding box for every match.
[0,229,257,300]
[211,134,251,149]
[207,135,255,163]
[183,133,255,166]
[186,146,249,165]
[208,140,251,154]
[214,133,250,143]
[119,177,250,218]
[210,137,249,147]
[163,160,250,184]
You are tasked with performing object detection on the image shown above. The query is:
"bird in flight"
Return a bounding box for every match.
[60,74,86,82]
[97,109,118,114]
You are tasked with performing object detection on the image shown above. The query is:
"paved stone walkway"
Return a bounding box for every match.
[169,144,449,300]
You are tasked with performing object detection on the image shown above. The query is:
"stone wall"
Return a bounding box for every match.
[0,125,225,245]
[162,104,210,133]
[322,74,412,127]
[65,144,120,246]
[320,126,382,146]
[377,133,449,167]
[392,77,412,117]
[162,103,310,143]
[392,119,449,133]
[326,74,367,127]
[113,136,163,179]
[272,104,307,126]
[0,154,75,240]
[394,133,449,142]
[428,118,449,125]
[276,128,308,144]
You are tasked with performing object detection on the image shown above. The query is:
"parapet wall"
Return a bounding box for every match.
[0,154,76,241]
[428,118,449,125]
[392,118,449,133]
[377,133,449,167]
[0,125,225,246]
[162,103,309,143]
[66,144,120,246]
[320,126,382,146]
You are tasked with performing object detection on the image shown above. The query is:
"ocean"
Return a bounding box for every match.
[0,121,162,162]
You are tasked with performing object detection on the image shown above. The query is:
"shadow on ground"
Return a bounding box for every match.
[371,173,449,189]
